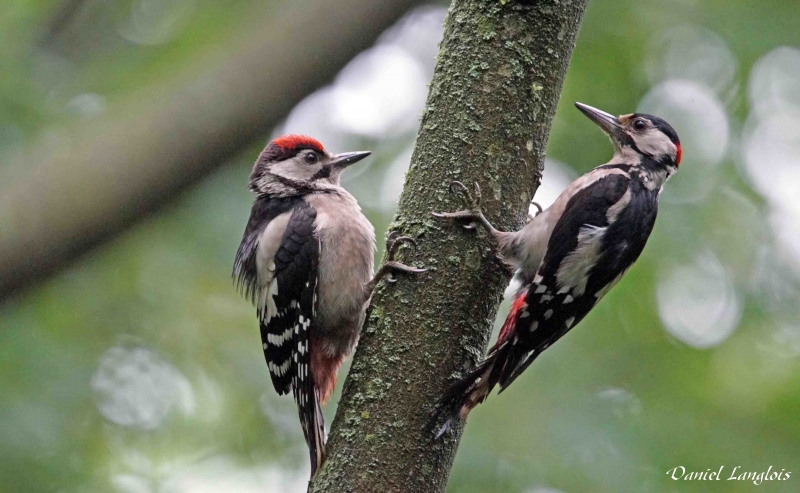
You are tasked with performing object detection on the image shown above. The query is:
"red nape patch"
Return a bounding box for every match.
[491,290,528,352]
[271,134,325,153]
[676,144,682,166]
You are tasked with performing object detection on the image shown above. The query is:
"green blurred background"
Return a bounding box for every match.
[2,0,800,491]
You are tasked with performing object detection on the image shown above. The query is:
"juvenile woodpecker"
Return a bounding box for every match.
[233,135,425,477]
[431,103,681,435]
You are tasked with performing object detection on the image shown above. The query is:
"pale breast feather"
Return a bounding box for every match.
[305,190,375,341]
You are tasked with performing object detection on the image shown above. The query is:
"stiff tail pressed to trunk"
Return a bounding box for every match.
[430,104,681,440]
[431,348,501,437]
[432,341,540,436]
[296,385,326,479]
[431,293,532,437]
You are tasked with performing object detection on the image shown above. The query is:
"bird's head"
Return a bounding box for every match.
[249,134,371,195]
[575,102,681,171]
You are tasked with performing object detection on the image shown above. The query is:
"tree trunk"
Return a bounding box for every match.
[0,0,424,300]
[309,0,588,492]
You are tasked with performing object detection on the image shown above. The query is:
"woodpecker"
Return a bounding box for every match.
[233,135,425,477]
[431,103,681,435]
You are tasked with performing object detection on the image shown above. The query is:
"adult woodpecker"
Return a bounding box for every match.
[431,103,681,435]
[233,135,425,477]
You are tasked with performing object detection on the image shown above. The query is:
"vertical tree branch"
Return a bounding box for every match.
[310,0,588,492]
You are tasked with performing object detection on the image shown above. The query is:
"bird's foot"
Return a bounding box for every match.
[432,181,486,230]
[364,233,427,298]
[526,200,543,223]
[381,232,428,283]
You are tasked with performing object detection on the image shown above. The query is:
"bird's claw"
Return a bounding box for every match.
[449,180,481,211]
[382,232,428,284]
[385,261,427,276]
[526,200,544,223]
[386,232,418,260]
[432,181,484,229]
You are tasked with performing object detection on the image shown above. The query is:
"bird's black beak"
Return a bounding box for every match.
[575,102,622,136]
[330,151,371,169]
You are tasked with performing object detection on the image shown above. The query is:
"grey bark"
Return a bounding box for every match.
[0,0,423,300]
[309,0,588,492]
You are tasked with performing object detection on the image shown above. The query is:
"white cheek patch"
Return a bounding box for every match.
[631,129,676,160]
[268,158,318,182]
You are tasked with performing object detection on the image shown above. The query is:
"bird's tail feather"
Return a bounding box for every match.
[497,347,538,394]
[430,343,516,437]
[295,385,326,479]
[309,390,326,478]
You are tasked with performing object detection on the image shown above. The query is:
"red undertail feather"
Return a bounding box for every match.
[311,338,346,406]
[676,143,682,166]
[431,291,529,437]
[493,290,528,351]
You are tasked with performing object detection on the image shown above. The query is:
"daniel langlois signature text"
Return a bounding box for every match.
[667,466,791,485]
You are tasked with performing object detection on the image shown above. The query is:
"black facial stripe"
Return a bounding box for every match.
[310,166,331,181]
[270,173,318,193]
[616,126,678,169]
[639,155,670,172]
[597,163,634,173]
[616,131,642,154]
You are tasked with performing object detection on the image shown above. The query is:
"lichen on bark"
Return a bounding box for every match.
[309,1,588,492]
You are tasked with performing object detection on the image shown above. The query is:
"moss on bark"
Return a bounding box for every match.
[310,1,588,491]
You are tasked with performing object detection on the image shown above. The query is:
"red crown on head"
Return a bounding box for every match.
[271,135,325,153]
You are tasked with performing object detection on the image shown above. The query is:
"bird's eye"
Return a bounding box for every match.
[633,119,646,130]
[304,152,319,164]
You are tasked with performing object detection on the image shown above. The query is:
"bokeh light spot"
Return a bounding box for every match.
[657,251,741,348]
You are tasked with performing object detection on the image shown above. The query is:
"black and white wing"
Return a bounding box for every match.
[432,171,659,433]
[233,196,326,477]
[260,201,318,392]
[261,201,326,476]
[497,171,657,389]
